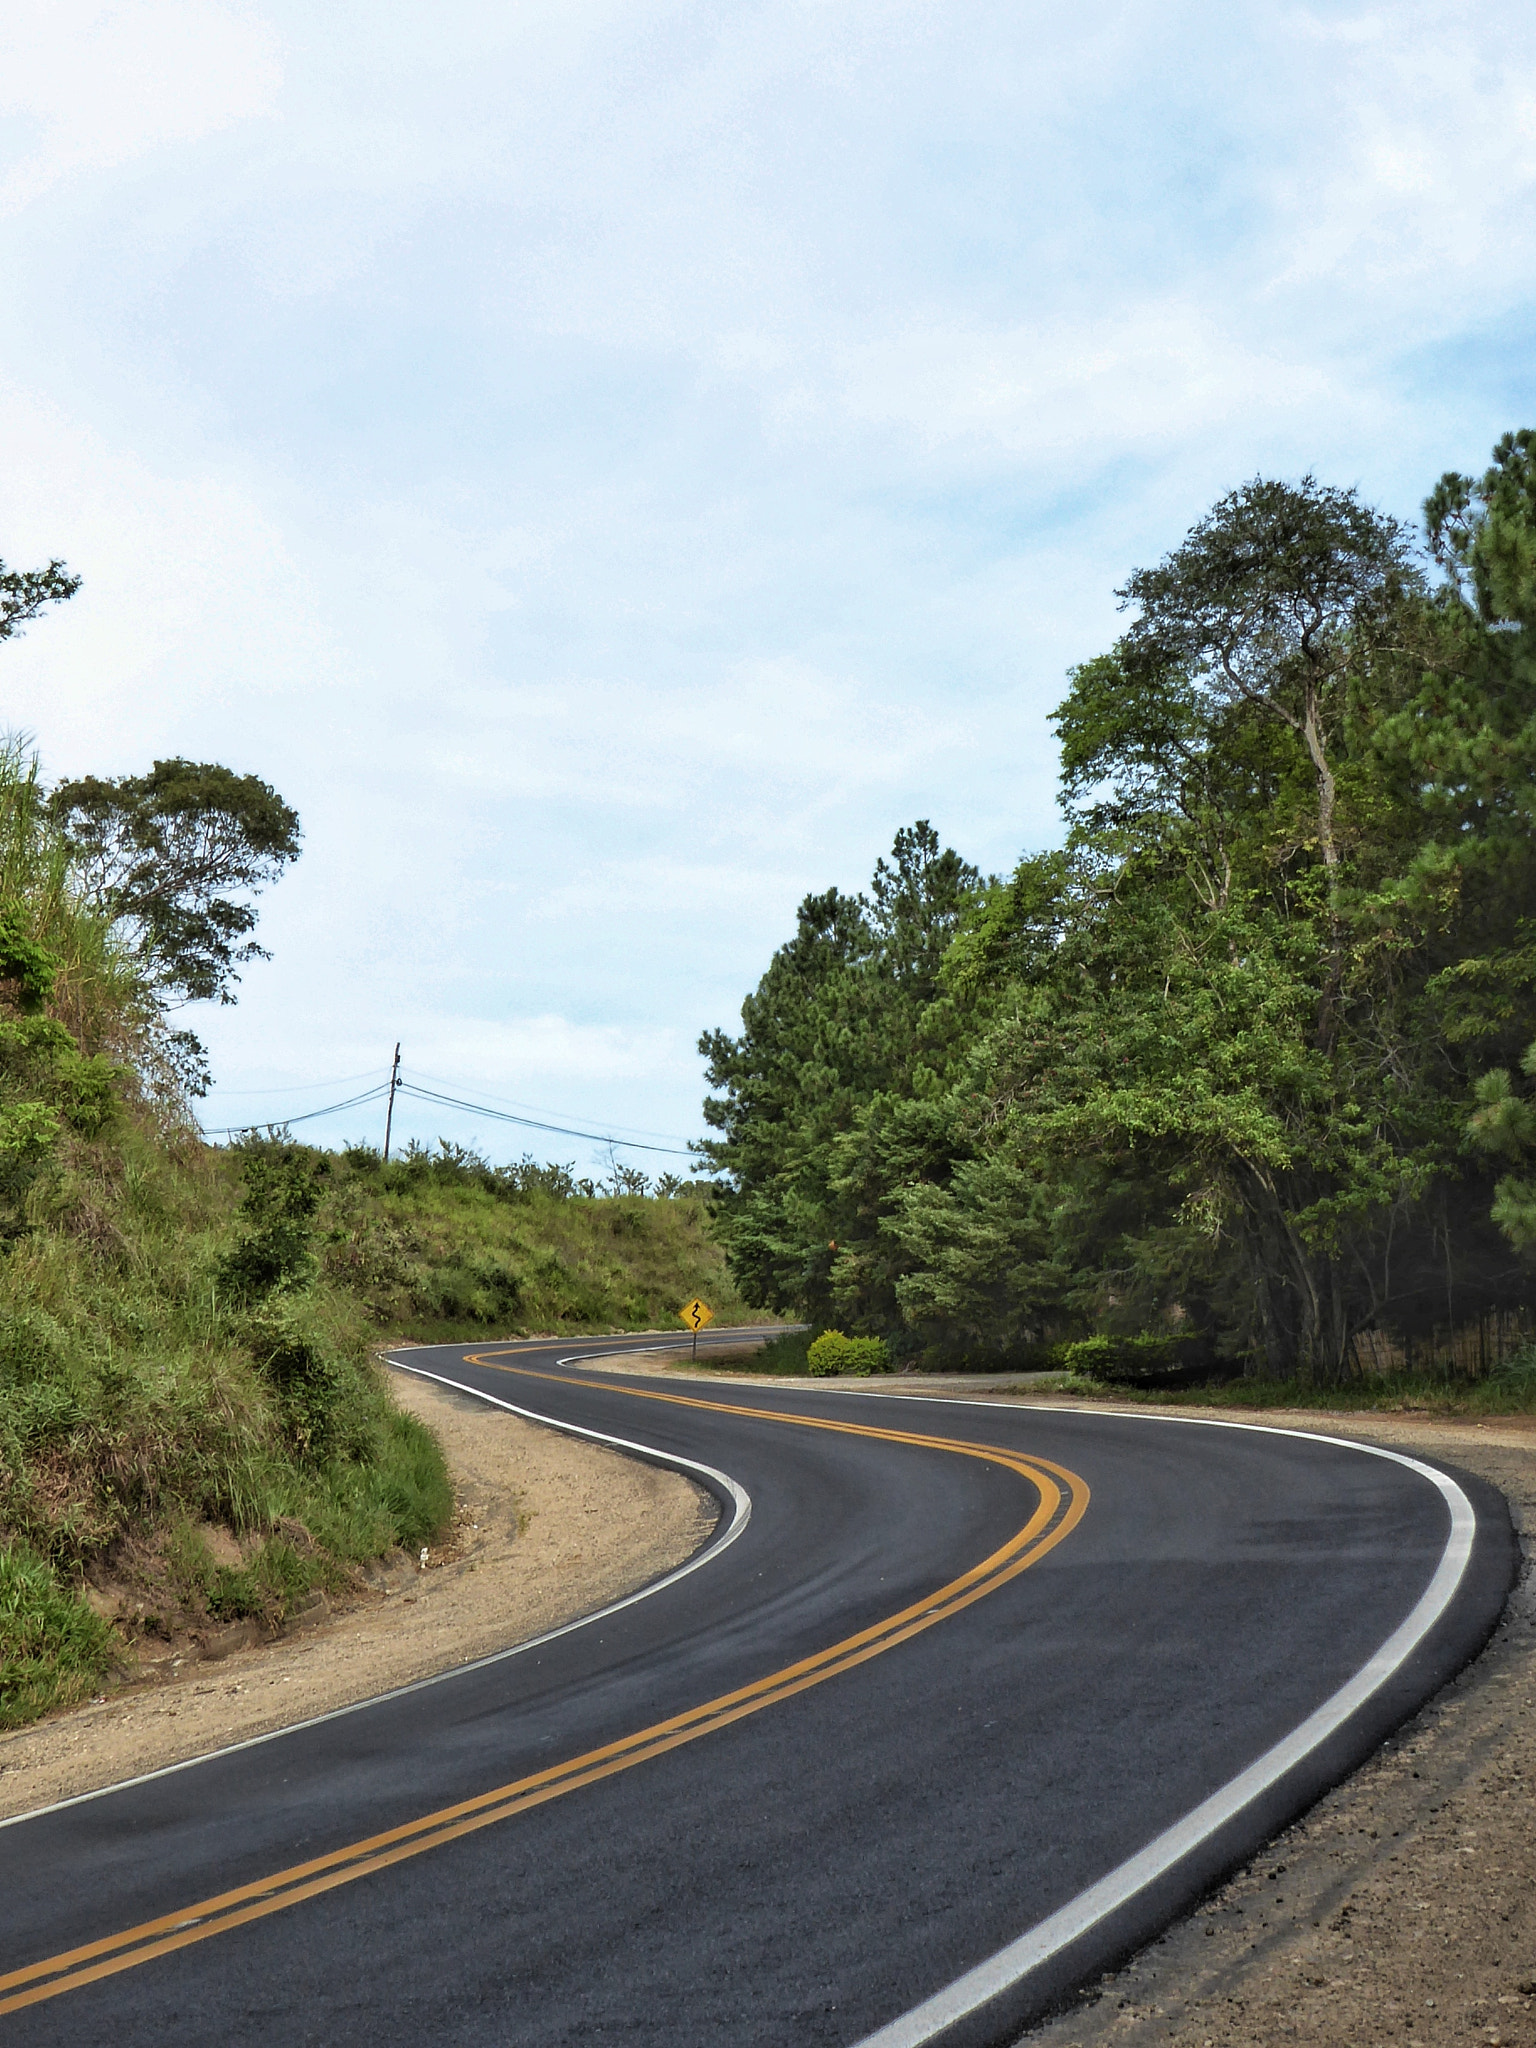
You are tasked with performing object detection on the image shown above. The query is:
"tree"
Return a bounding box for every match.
[702,438,1536,1381]
[50,759,301,1007]
[699,824,981,1335]
[0,559,80,643]
[1119,478,1420,1049]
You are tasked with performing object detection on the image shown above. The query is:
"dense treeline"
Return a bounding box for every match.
[701,432,1536,1381]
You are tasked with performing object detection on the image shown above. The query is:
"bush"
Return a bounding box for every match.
[1059,1332,1212,1387]
[806,1329,890,1377]
[217,1144,328,1302]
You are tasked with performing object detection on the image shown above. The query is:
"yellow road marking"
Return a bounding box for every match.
[1,1359,1088,2016]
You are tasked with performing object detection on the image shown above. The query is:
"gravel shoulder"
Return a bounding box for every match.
[0,1368,716,1822]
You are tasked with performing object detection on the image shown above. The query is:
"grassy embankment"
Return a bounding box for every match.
[314,1143,756,1343]
[2,1118,758,1730]
[1,1136,760,1728]
[0,1121,458,1730]
[0,743,456,1733]
[0,738,752,1732]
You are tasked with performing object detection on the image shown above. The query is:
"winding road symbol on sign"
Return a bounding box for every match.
[679,1297,713,1333]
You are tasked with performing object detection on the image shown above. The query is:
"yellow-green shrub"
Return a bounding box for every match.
[806,1330,890,1376]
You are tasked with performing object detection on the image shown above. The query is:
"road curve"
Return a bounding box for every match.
[0,1335,1515,2048]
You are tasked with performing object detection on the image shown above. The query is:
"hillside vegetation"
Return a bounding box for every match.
[313,1141,754,1342]
[0,1090,752,1729]
[0,750,441,1728]
[0,554,764,1732]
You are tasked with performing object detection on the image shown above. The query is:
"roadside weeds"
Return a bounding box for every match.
[0,1372,714,1820]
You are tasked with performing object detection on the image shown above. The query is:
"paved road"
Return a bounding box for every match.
[0,1335,1515,2047]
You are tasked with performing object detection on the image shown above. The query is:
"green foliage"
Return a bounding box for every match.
[309,1136,752,1339]
[699,820,982,1342]
[0,905,58,1013]
[704,434,1536,1390]
[1057,1334,1211,1387]
[0,589,441,1730]
[217,1144,328,1302]
[0,1543,113,1728]
[50,759,302,1010]
[1468,1039,1536,1256]
[806,1330,889,1376]
[719,1327,816,1374]
[0,556,79,644]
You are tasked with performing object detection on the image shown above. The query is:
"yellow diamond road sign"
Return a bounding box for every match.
[679,1297,714,1333]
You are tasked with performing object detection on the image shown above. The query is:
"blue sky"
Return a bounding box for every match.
[1,0,1533,1169]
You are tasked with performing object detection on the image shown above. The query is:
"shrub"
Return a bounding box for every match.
[217,1144,328,1301]
[1059,1333,1211,1387]
[806,1329,890,1377]
[746,1328,814,1373]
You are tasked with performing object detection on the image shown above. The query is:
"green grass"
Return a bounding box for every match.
[0,1125,462,1726]
[317,1148,758,1341]
[0,1542,115,1728]
[0,1122,768,1729]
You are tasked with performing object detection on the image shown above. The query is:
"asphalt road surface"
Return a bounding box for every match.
[0,1334,1515,2047]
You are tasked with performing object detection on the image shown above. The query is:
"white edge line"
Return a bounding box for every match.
[849,1402,1479,2048]
[0,1353,752,1833]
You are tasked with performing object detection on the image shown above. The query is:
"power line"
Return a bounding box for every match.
[200,1083,391,1137]
[199,1058,702,1160]
[404,1065,699,1146]
[203,1068,387,1100]
[395,1081,696,1157]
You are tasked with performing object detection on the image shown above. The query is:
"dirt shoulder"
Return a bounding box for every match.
[0,1370,716,1822]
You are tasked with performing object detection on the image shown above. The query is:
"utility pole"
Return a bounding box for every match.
[383,1043,401,1162]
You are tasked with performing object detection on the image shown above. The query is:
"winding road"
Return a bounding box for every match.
[0,1333,1516,2047]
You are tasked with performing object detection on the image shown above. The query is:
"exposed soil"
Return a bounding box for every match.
[0,1368,715,1821]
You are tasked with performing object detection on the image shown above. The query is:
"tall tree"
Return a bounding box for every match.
[700,823,980,1332]
[50,760,301,1008]
[0,558,80,643]
[1118,478,1419,1049]
[703,440,1536,1380]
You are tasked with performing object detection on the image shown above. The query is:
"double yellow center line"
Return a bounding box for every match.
[0,1359,1088,2016]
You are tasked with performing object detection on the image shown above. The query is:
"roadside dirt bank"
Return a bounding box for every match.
[0,1370,715,1822]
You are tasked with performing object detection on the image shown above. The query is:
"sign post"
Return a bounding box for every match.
[678,1296,714,1362]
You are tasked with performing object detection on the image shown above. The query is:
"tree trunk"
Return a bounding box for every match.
[1299,684,1345,1051]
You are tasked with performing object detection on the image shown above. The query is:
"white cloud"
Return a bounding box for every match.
[0,1,282,214]
[4,0,1536,1155]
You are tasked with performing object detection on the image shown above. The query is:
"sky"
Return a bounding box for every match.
[1,0,1533,1171]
